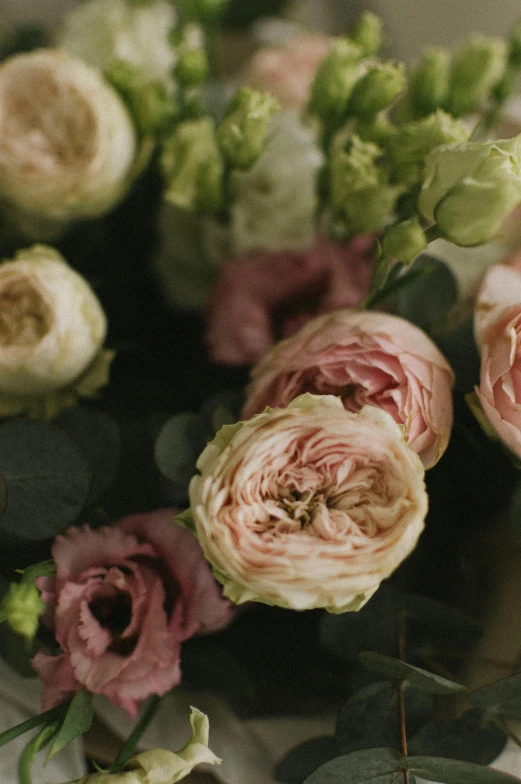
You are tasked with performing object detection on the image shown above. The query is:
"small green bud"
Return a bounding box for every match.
[175,47,209,86]
[508,19,521,68]
[217,87,279,171]
[446,36,508,117]
[419,135,521,246]
[383,218,427,264]
[388,110,470,184]
[2,582,44,642]
[308,38,363,129]
[356,114,396,146]
[162,118,224,212]
[347,62,407,119]
[176,0,230,24]
[132,81,177,135]
[408,47,450,118]
[351,11,384,57]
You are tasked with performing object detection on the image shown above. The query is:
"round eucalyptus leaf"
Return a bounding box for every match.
[358,652,467,695]
[470,672,521,720]
[274,736,340,784]
[408,709,506,765]
[0,420,90,541]
[395,254,459,332]
[304,747,406,784]
[405,755,521,784]
[154,412,209,486]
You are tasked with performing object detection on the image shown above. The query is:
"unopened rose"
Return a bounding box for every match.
[475,257,521,458]
[0,245,110,417]
[244,32,331,114]
[205,236,375,365]
[189,394,428,612]
[0,49,137,239]
[243,310,454,469]
[79,707,221,783]
[32,510,231,717]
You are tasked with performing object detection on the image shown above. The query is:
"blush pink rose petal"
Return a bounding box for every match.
[189,394,428,613]
[205,236,375,366]
[475,260,521,459]
[243,309,454,469]
[32,509,231,717]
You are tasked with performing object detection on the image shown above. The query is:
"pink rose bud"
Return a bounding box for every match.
[243,309,454,469]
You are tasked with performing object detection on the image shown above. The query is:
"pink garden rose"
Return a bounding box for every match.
[32,509,231,717]
[243,310,454,469]
[475,255,521,459]
[189,394,428,613]
[205,236,375,365]
[244,32,331,114]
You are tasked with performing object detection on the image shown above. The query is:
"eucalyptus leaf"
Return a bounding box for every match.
[404,755,521,783]
[275,736,340,784]
[470,673,521,720]
[0,420,91,541]
[408,709,507,764]
[154,412,209,487]
[395,254,459,331]
[47,690,94,761]
[358,652,466,695]
[304,747,407,784]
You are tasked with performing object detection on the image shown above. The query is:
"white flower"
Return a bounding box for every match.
[79,708,221,783]
[0,245,110,418]
[0,49,137,238]
[57,0,177,87]
[230,112,322,255]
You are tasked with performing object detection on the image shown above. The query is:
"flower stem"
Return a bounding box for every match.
[109,695,162,773]
[397,610,409,784]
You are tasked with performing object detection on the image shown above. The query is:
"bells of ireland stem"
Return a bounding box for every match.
[347,62,406,119]
[330,134,400,236]
[408,47,450,118]
[161,118,224,212]
[1,582,45,642]
[383,219,427,265]
[445,35,508,117]
[388,110,470,185]
[351,11,383,57]
[419,134,521,247]
[217,87,280,171]
[308,38,363,132]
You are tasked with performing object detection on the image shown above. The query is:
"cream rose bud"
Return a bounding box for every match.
[0,246,107,397]
[190,394,428,613]
[0,49,137,237]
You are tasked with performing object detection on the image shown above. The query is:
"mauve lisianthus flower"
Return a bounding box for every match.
[0,49,136,239]
[243,310,454,469]
[32,509,231,717]
[205,236,375,365]
[474,254,521,459]
[189,394,428,613]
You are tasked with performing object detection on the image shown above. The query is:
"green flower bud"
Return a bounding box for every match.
[175,47,208,86]
[217,87,279,171]
[509,19,521,68]
[177,0,230,24]
[388,110,470,184]
[2,582,44,642]
[330,135,400,235]
[308,38,363,129]
[162,118,224,212]
[419,135,521,246]
[356,113,396,146]
[107,61,177,134]
[383,218,427,264]
[351,11,384,57]
[446,36,508,117]
[408,47,450,118]
[347,62,407,119]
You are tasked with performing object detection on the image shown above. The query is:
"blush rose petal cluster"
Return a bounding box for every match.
[189,394,428,613]
[32,509,231,717]
[243,310,454,468]
[474,255,521,459]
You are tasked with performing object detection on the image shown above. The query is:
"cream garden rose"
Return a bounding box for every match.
[0,245,109,416]
[189,394,428,613]
[0,49,137,239]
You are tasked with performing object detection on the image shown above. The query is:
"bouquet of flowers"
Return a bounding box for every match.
[3,2,521,783]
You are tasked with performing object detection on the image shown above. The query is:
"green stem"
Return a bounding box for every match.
[109,695,162,773]
[397,610,409,784]
[0,705,66,750]
[18,721,61,784]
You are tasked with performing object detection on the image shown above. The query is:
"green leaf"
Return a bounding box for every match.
[174,507,196,533]
[55,407,120,505]
[154,412,208,487]
[408,709,507,765]
[17,560,56,583]
[275,736,340,784]
[47,690,94,761]
[470,672,521,720]
[304,747,409,784]
[404,755,521,783]
[0,420,90,541]
[19,720,61,784]
[358,652,467,695]
[0,706,66,749]
[336,681,433,753]
[395,255,459,331]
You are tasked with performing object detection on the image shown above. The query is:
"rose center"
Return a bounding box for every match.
[0,276,52,347]
[277,489,327,527]
[89,590,132,638]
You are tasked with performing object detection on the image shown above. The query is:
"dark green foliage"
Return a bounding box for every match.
[408,709,507,765]
[275,737,341,784]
